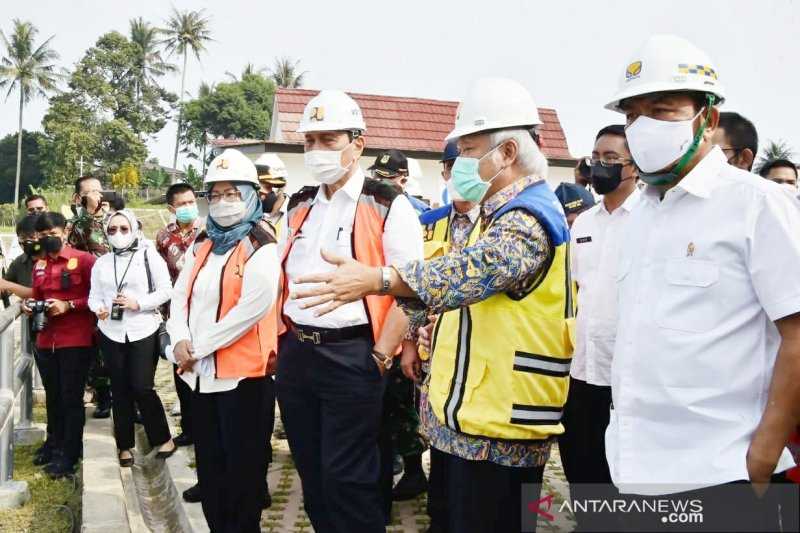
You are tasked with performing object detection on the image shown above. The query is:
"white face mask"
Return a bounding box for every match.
[304,142,355,185]
[209,199,246,227]
[108,231,135,251]
[625,109,704,173]
[445,178,465,202]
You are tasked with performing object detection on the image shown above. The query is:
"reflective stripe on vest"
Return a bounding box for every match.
[187,238,278,379]
[279,192,395,342]
[428,181,576,441]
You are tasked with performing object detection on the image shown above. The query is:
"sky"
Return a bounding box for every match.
[2,0,799,172]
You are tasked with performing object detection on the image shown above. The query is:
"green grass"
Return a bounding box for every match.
[0,406,82,532]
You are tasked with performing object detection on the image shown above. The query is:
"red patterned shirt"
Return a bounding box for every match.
[155,220,202,283]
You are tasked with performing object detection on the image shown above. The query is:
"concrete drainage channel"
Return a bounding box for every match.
[82,414,208,532]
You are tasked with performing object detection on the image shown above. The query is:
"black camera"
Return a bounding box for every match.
[28,300,48,332]
[110,303,123,321]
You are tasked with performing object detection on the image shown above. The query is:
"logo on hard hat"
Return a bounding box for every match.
[626,61,642,81]
[216,158,229,169]
[310,106,325,121]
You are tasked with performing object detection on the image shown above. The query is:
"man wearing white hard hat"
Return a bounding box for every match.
[166,148,280,531]
[291,78,575,533]
[254,152,290,232]
[603,35,800,529]
[274,89,423,532]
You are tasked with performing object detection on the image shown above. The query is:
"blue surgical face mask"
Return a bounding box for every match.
[451,144,505,203]
[175,204,199,224]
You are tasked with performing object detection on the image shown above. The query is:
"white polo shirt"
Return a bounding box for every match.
[570,188,640,386]
[607,146,800,495]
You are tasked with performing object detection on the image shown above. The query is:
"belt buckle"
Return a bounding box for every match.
[298,329,321,345]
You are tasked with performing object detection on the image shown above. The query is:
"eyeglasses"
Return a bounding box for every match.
[590,156,633,167]
[207,189,242,203]
[106,226,131,235]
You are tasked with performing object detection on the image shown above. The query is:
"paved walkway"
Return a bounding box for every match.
[153,360,576,533]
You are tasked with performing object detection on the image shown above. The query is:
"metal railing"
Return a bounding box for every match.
[0,304,41,508]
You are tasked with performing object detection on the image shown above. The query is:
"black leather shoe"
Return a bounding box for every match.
[92,403,111,419]
[155,442,177,460]
[183,483,202,503]
[33,445,53,466]
[263,484,272,509]
[392,470,428,501]
[44,460,76,479]
[118,452,134,467]
[173,433,193,447]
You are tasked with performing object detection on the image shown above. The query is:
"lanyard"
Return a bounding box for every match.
[113,250,136,293]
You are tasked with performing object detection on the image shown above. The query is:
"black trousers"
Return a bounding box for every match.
[32,345,55,444]
[193,376,273,533]
[559,377,612,483]
[172,363,194,438]
[440,450,545,533]
[427,447,448,529]
[40,345,93,465]
[101,332,171,451]
[276,333,386,533]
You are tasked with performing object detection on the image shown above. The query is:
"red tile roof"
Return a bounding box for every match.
[212,88,574,160]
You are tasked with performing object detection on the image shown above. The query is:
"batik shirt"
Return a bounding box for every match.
[155,220,202,283]
[400,175,554,467]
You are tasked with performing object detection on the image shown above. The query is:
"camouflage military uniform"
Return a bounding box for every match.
[384,365,426,456]
[66,210,111,396]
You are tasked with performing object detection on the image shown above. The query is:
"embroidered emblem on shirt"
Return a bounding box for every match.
[35,260,46,270]
[66,257,79,270]
[686,242,695,257]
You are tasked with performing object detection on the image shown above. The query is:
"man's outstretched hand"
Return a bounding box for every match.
[291,249,381,316]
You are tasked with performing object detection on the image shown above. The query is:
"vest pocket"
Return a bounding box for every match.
[510,351,569,426]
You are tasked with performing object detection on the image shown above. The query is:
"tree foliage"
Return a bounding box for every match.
[39,31,175,186]
[111,161,139,190]
[181,73,275,160]
[0,130,46,203]
[269,56,307,88]
[756,139,797,173]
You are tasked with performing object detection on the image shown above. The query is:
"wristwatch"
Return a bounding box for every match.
[379,266,392,294]
[372,349,393,371]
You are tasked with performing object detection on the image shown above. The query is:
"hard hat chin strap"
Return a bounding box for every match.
[639,94,715,186]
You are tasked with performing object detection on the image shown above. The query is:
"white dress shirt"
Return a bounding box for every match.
[570,189,640,386]
[166,239,280,393]
[281,168,424,328]
[88,247,172,343]
[607,146,800,495]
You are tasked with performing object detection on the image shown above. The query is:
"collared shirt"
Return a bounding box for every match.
[448,205,481,251]
[156,219,203,283]
[282,168,424,329]
[569,189,641,386]
[32,246,96,349]
[5,252,34,288]
[166,238,280,393]
[607,146,800,495]
[67,210,109,256]
[401,175,554,467]
[88,248,172,343]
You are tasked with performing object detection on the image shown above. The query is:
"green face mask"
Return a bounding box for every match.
[637,94,715,187]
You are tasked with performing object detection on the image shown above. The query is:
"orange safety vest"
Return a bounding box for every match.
[186,222,279,378]
[278,180,398,342]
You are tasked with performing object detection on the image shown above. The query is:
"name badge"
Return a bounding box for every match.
[576,236,592,244]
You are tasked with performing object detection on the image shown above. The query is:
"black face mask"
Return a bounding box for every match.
[261,191,278,214]
[590,162,625,195]
[22,240,42,257]
[39,235,63,255]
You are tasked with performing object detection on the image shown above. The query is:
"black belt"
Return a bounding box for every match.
[290,322,371,345]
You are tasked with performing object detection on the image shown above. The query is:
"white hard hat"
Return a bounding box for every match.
[446,78,542,141]
[254,153,288,179]
[297,90,367,133]
[205,148,259,186]
[605,34,726,113]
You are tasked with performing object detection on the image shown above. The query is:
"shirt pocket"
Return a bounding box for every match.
[334,227,354,257]
[655,258,721,333]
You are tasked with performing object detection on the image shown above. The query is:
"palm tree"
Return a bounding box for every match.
[0,19,61,205]
[224,63,264,82]
[269,56,308,88]
[129,17,175,104]
[159,8,212,169]
[755,139,796,173]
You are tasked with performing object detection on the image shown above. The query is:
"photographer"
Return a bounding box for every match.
[89,210,175,466]
[27,212,97,478]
